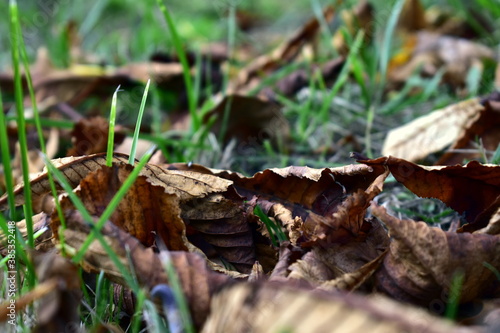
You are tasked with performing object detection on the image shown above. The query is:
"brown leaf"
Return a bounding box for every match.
[53,208,231,329]
[52,163,189,251]
[201,281,467,333]
[372,204,500,309]
[359,155,500,230]
[0,213,53,256]
[229,5,336,94]
[288,218,389,290]
[0,153,122,212]
[202,95,290,146]
[67,116,126,156]
[388,31,494,86]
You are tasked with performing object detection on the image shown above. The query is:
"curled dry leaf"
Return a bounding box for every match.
[382,98,484,162]
[201,281,469,333]
[372,204,500,308]
[52,163,189,251]
[51,159,255,271]
[359,155,500,231]
[168,162,389,247]
[53,208,232,329]
[288,218,389,291]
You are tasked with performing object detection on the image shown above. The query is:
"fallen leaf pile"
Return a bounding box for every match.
[1,0,500,332]
[1,152,499,331]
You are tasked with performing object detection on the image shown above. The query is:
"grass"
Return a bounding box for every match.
[1,0,500,331]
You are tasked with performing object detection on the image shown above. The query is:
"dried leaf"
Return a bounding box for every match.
[288,218,389,290]
[388,31,494,86]
[54,209,232,329]
[52,163,190,251]
[372,204,500,308]
[437,96,500,165]
[201,282,467,333]
[229,6,336,94]
[202,95,289,145]
[67,116,126,156]
[382,98,484,162]
[0,213,53,255]
[359,155,500,230]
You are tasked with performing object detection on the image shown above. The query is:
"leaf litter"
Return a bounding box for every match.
[1,0,500,332]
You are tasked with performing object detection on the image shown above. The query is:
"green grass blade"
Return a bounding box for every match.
[106,85,121,167]
[129,79,151,164]
[378,0,405,82]
[445,269,464,320]
[156,0,199,132]
[17,6,68,248]
[0,90,16,220]
[10,0,34,250]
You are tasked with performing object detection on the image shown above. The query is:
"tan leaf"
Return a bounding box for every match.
[437,96,500,165]
[201,282,467,333]
[382,98,484,162]
[0,213,53,255]
[0,152,233,212]
[372,204,500,308]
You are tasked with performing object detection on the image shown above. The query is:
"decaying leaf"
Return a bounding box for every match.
[382,98,484,162]
[0,251,81,332]
[52,163,190,251]
[202,95,290,146]
[201,281,469,333]
[359,155,500,231]
[0,212,53,255]
[229,5,336,94]
[168,162,390,247]
[388,31,494,86]
[372,204,500,309]
[67,116,126,156]
[288,219,389,291]
[437,95,500,165]
[53,208,232,329]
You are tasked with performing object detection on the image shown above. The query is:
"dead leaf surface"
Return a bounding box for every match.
[359,156,500,229]
[382,98,484,162]
[201,281,469,333]
[372,204,500,308]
